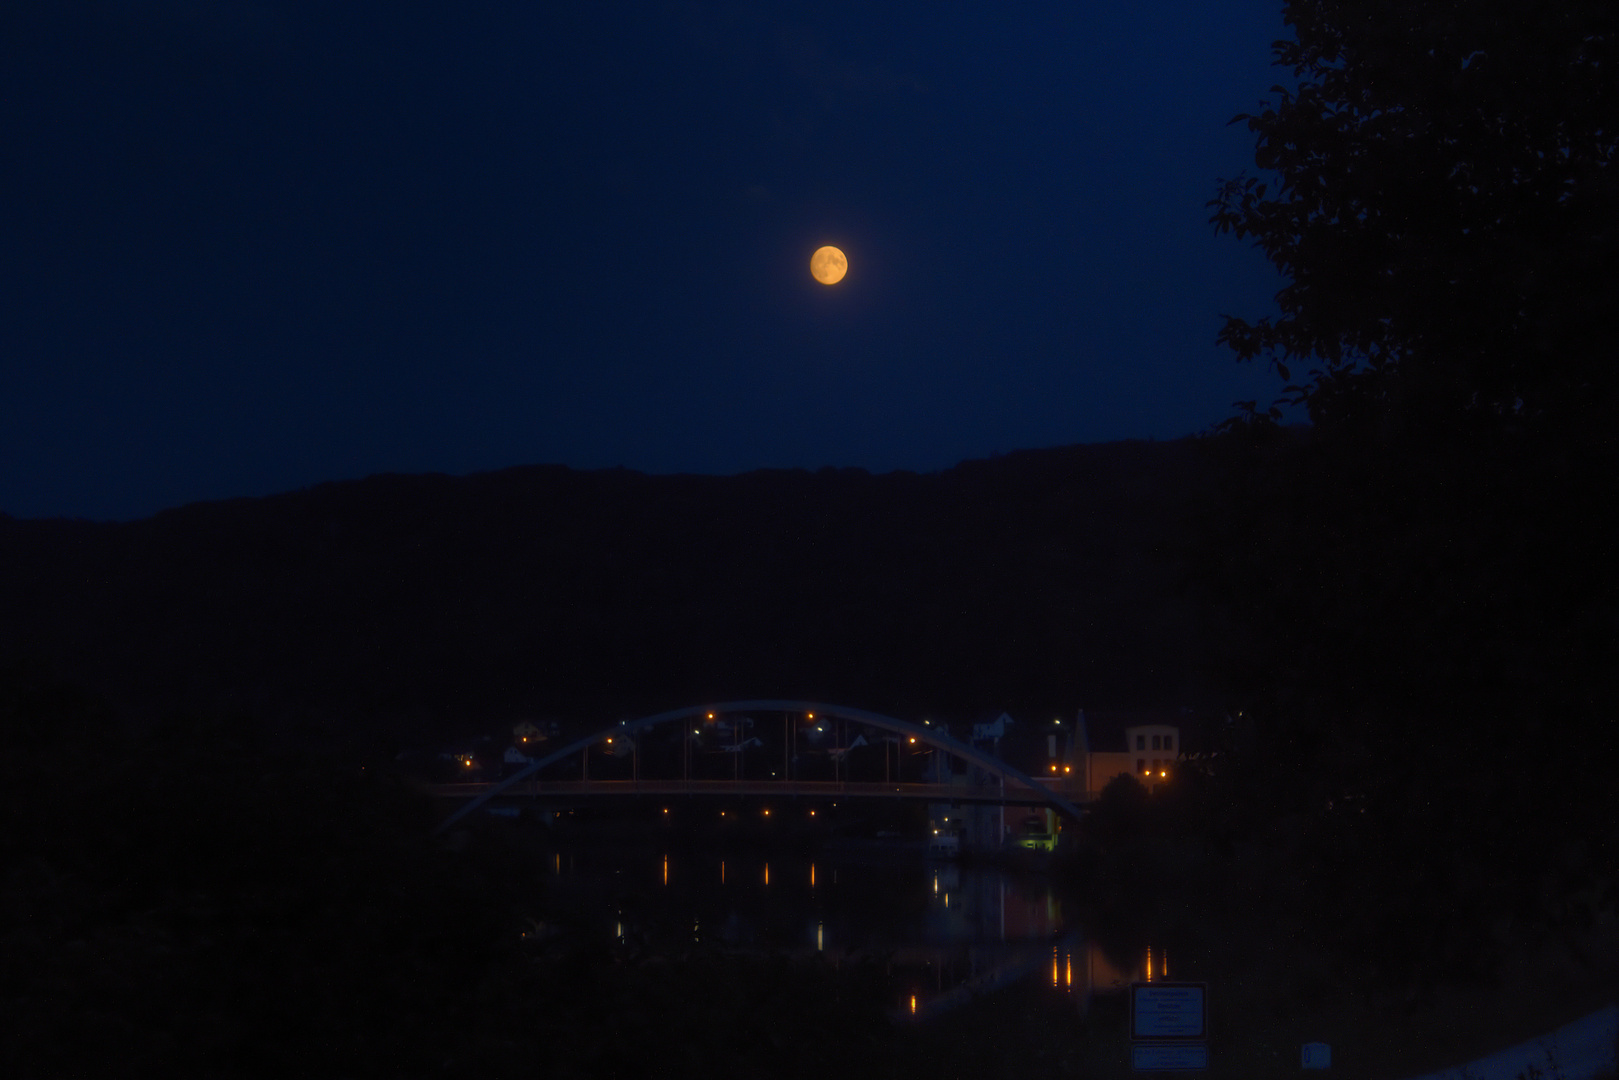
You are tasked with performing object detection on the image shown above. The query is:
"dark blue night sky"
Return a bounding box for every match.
[3,1,1291,521]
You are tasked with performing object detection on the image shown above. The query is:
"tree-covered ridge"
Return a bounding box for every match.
[0,440,1214,746]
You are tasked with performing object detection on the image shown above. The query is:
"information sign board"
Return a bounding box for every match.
[1131,983,1208,1040]
[1132,1043,1209,1071]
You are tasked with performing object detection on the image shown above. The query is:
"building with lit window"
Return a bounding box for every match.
[1074,708,1196,799]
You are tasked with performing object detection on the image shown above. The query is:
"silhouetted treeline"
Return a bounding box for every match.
[0,440,1214,751]
[1192,0,1618,997]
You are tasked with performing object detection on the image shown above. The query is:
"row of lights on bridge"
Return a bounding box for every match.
[662,806,823,818]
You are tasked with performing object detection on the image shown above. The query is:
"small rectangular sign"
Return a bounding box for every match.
[1302,1042,1332,1069]
[1132,1042,1209,1071]
[1131,983,1208,1039]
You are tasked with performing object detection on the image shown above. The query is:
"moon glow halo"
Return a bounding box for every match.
[810,246,848,285]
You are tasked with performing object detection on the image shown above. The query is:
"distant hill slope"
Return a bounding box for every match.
[0,440,1215,748]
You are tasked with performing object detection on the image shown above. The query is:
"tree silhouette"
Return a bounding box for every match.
[1209,0,1617,438]
[1198,1,1619,992]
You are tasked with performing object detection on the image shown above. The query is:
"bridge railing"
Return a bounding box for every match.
[428,778,1084,804]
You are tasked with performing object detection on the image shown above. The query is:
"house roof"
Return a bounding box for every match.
[1079,708,1205,754]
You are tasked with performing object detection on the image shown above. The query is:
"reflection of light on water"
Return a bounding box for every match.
[550,844,1094,1016]
[1147,945,1153,981]
[910,994,917,1015]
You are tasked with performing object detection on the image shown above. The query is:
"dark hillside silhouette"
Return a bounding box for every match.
[1,439,1213,749]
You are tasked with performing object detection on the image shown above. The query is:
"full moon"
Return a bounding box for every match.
[810,245,847,285]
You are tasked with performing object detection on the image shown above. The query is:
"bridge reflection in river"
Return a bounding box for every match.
[539,842,1153,1020]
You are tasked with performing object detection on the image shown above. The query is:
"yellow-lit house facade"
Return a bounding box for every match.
[1075,709,1191,799]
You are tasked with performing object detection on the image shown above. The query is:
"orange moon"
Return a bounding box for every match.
[810,245,847,285]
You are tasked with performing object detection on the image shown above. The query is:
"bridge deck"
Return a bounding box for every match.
[429,778,1086,806]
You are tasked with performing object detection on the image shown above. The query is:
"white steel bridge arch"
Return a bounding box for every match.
[435,700,1083,833]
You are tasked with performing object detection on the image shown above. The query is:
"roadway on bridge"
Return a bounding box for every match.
[429,778,1079,806]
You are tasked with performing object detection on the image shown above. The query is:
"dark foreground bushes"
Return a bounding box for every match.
[0,664,894,1078]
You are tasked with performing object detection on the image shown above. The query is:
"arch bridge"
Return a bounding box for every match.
[432,700,1083,833]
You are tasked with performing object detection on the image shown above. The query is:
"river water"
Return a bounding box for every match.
[535,835,1161,1019]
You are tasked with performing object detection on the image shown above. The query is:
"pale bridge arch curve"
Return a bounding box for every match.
[434,700,1083,833]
